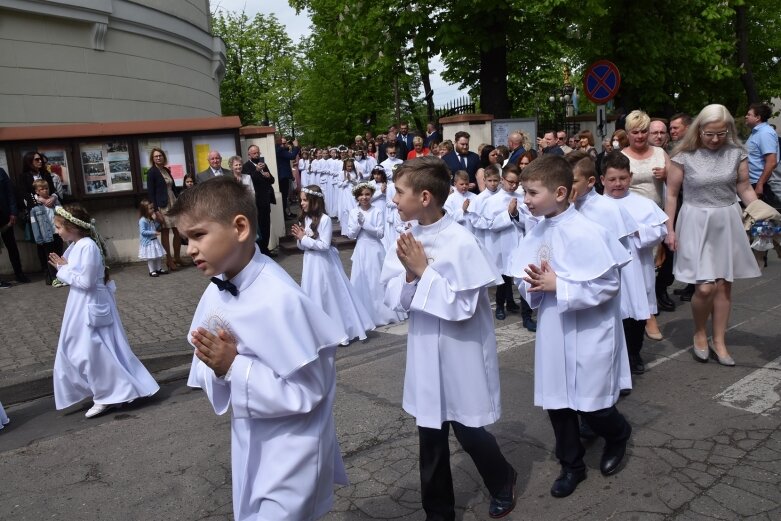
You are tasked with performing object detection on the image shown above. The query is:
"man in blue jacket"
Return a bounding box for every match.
[276,136,300,219]
[442,131,480,193]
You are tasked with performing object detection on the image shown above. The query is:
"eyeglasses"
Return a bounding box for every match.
[701,131,729,139]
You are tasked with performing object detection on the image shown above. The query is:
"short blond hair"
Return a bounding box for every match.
[625,110,651,132]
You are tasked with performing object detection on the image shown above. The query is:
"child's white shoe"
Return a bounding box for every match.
[85,403,113,418]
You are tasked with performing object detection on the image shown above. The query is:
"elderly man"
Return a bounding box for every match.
[423,122,441,148]
[557,130,572,154]
[649,120,669,149]
[196,150,230,183]
[506,131,526,166]
[242,145,276,256]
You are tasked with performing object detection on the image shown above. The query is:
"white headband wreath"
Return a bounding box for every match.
[301,187,324,198]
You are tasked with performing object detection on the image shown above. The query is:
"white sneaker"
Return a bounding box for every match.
[85,403,113,418]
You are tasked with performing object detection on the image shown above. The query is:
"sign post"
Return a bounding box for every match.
[583,60,621,140]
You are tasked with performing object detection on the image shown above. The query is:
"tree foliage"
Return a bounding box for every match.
[211,2,781,144]
[210,10,299,132]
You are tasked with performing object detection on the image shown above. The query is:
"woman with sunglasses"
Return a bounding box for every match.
[665,104,761,366]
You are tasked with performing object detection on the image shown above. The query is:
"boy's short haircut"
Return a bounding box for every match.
[32,179,49,191]
[393,156,450,207]
[385,142,397,151]
[520,154,573,194]
[502,163,521,178]
[453,170,470,183]
[566,151,597,180]
[168,175,257,234]
[602,151,631,174]
[484,164,502,179]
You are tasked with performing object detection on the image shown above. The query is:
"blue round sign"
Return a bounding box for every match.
[583,60,621,104]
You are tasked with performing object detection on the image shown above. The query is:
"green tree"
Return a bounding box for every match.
[211,10,299,132]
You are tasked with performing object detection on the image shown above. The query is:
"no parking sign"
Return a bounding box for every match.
[583,60,621,104]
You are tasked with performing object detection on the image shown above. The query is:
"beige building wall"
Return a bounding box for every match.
[0,0,224,125]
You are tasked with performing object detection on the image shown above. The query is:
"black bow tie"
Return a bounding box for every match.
[210,277,238,296]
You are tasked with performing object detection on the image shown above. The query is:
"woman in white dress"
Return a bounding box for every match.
[48,205,159,418]
[665,104,761,366]
[345,183,406,327]
[292,186,374,343]
[622,110,673,340]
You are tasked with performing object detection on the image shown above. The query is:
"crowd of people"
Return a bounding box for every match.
[1,103,780,520]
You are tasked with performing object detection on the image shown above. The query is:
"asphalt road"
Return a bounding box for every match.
[1,264,780,520]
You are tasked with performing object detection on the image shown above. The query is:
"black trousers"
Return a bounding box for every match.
[496,275,532,319]
[622,318,646,356]
[548,406,631,473]
[0,220,25,277]
[279,178,291,215]
[256,206,271,255]
[655,243,675,293]
[36,235,64,284]
[418,422,512,521]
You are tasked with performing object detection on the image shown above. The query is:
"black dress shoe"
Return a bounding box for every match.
[629,353,645,375]
[619,388,632,397]
[656,292,676,312]
[523,317,537,332]
[550,469,586,498]
[601,425,631,476]
[488,467,517,518]
[495,308,506,320]
[506,301,521,313]
[15,274,31,284]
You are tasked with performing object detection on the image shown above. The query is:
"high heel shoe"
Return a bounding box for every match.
[692,338,709,363]
[645,328,663,341]
[709,347,735,366]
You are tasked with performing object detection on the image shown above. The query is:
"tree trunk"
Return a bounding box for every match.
[417,54,436,129]
[735,5,759,104]
[479,19,510,118]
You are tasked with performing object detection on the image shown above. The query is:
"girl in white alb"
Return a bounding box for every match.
[345,183,406,327]
[292,185,374,344]
[49,205,159,418]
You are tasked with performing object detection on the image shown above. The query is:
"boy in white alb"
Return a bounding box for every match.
[379,142,403,180]
[510,155,633,499]
[602,152,668,375]
[381,156,517,520]
[481,164,536,328]
[443,170,477,233]
[465,164,502,246]
[171,177,347,521]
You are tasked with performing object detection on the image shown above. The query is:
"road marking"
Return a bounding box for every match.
[714,356,781,416]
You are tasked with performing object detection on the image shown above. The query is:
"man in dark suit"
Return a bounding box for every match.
[506,131,526,166]
[243,145,276,256]
[196,150,230,183]
[423,122,441,148]
[442,131,480,193]
[275,135,300,219]
[379,129,408,164]
[397,121,415,151]
[0,167,30,284]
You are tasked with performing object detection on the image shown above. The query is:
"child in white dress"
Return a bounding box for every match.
[466,164,502,246]
[338,159,359,229]
[171,176,347,520]
[49,205,159,418]
[0,401,9,431]
[443,170,477,233]
[510,155,633,498]
[602,152,668,375]
[345,183,406,327]
[138,199,166,277]
[292,185,374,343]
[380,156,517,519]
